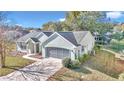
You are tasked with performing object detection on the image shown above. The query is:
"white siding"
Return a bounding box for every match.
[44,35,75,50]
[16,42,27,52]
[80,32,95,54]
[42,34,76,59]
[38,35,48,53]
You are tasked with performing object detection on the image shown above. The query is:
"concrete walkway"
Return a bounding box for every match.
[102,48,124,60]
[0,58,62,81]
[23,54,42,62]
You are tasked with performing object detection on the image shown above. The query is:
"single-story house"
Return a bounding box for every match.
[42,31,95,60]
[16,31,95,60]
[93,32,112,45]
[16,31,53,53]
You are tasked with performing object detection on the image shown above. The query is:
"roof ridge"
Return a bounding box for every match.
[56,31,89,32]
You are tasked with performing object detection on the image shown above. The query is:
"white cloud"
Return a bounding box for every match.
[59,18,65,22]
[15,24,22,27]
[6,19,11,23]
[106,12,123,19]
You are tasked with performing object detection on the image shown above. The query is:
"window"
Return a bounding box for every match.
[82,46,84,51]
[20,42,26,50]
[78,50,80,56]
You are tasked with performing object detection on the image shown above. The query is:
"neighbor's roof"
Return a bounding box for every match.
[57,31,89,46]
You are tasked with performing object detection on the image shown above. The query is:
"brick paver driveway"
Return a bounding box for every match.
[0,58,62,81]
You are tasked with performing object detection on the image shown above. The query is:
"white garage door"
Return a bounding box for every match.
[46,47,70,59]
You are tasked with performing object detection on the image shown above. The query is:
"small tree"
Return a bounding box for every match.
[0,12,9,68]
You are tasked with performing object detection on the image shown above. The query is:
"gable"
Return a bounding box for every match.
[43,33,76,50]
[58,32,78,46]
[38,34,48,44]
[80,32,95,46]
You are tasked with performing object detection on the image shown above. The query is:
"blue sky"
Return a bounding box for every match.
[7,11,66,28]
[7,11,124,28]
[106,11,124,23]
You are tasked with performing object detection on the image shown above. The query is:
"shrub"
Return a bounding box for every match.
[71,60,81,68]
[119,73,124,80]
[62,58,72,68]
[78,54,90,64]
[62,58,81,69]
[94,45,101,51]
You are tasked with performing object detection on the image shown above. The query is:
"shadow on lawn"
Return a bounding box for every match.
[72,66,92,74]
[4,66,45,75]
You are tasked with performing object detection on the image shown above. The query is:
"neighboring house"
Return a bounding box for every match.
[16,31,53,53]
[17,31,95,60]
[93,32,111,45]
[42,31,95,60]
[4,31,22,42]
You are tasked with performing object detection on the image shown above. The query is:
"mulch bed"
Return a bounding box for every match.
[47,67,69,81]
[29,54,43,59]
[9,51,27,57]
[117,59,124,64]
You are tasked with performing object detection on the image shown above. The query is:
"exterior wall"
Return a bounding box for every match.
[74,46,85,58]
[45,36,75,50]
[42,34,76,59]
[38,35,48,53]
[16,42,27,52]
[80,32,95,54]
[27,39,35,53]
[70,50,75,60]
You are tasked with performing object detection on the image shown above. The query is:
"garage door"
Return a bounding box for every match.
[46,47,70,59]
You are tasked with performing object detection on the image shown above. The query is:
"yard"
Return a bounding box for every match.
[74,50,124,79]
[105,39,124,53]
[48,67,116,81]
[48,50,124,80]
[48,67,83,81]
[0,56,33,76]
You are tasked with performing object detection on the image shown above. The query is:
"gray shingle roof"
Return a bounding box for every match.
[57,31,89,46]
[42,32,53,36]
[17,31,53,42]
[58,32,79,46]
[17,31,42,42]
[30,38,40,42]
[17,30,89,46]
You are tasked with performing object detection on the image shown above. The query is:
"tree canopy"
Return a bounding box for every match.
[41,11,114,34]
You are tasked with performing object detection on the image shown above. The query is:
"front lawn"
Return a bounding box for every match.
[48,67,82,81]
[48,67,116,81]
[0,56,33,76]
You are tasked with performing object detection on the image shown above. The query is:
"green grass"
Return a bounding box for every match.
[107,39,124,53]
[0,56,33,76]
[108,42,124,53]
